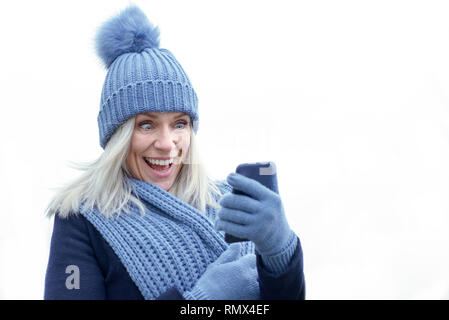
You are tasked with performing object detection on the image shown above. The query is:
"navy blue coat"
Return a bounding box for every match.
[44,214,305,300]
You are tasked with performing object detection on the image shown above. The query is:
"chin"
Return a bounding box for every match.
[155,181,171,191]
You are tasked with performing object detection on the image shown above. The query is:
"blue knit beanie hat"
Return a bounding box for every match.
[95,5,199,149]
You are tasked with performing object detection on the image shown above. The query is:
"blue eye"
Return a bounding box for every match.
[175,122,187,129]
[140,123,152,130]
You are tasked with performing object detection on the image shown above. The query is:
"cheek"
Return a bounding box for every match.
[127,134,146,163]
[125,145,136,169]
[130,133,150,153]
[180,133,191,152]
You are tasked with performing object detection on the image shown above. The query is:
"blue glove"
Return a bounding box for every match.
[183,243,260,300]
[215,173,295,258]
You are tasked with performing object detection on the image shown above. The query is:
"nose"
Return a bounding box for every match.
[153,125,179,151]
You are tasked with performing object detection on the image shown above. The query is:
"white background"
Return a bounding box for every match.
[1,0,449,299]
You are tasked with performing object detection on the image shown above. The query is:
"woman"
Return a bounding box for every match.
[44,5,305,300]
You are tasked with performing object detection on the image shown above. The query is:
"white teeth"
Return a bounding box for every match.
[145,158,174,165]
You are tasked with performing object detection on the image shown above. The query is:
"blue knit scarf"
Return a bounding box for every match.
[79,177,254,299]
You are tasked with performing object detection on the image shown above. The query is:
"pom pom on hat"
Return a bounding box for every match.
[95,5,160,68]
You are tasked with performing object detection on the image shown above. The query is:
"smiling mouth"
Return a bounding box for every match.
[143,158,174,171]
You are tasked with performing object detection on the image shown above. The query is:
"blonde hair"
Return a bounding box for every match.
[45,117,223,219]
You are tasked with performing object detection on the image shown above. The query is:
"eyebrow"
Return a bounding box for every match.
[142,112,188,119]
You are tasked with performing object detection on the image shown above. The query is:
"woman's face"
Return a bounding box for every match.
[126,111,191,191]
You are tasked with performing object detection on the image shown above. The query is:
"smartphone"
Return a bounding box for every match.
[224,161,279,243]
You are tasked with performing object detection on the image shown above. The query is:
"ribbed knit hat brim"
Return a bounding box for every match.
[98,78,198,148]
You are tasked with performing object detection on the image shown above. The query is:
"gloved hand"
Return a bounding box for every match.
[183,243,260,300]
[215,173,295,257]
